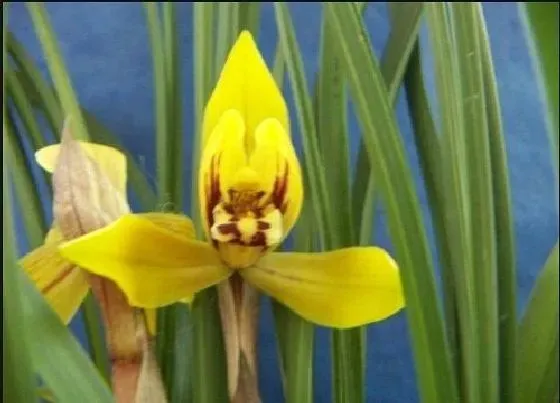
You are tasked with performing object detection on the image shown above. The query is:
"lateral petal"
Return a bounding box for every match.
[58,214,232,308]
[20,239,89,324]
[241,247,405,329]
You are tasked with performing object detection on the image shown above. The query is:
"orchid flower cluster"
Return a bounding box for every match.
[21,31,405,403]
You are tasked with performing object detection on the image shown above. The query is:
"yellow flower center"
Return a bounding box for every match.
[210,168,284,269]
[200,109,301,269]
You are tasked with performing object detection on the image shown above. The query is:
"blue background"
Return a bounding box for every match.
[8,2,558,402]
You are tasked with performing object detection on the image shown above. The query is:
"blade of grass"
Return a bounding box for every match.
[144,4,186,399]
[215,2,239,79]
[163,5,192,402]
[317,11,353,248]
[404,42,463,383]
[7,31,61,140]
[3,10,37,395]
[5,70,48,150]
[163,2,183,210]
[5,68,52,195]
[5,113,47,248]
[352,2,424,245]
[520,3,559,173]
[326,4,458,402]
[453,5,498,403]
[238,2,262,36]
[26,3,89,141]
[272,203,315,403]
[515,242,559,403]
[270,41,315,403]
[191,4,229,403]
[426,4,481,402]
[19,269,113,402]
[191,2,215,231]
[477,7,517,401]
[144,3,171,207]
[331,4,425,400]
[274,2,333,249]
[316,8,365,403]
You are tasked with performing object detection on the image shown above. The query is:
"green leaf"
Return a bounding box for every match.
[452,4,499,403]
[477,7,517,401]
[7,31,61,140]
[19,270,113,403]
[325,3,458,402]
[191,2,215,231]
[26,3,90,142]
[215,2,239,79]
[316,7,366,403]
[5,69,47,150]
[274,2,332,249]
[516,242,559,403]
[3,49,37,401]
[404,42,461,374]
[270,39,315,403]
[426,4,480,401]
[520,3,559,173]
[316,10,353,247]
[4,114,47,248]
[145,4,191,400]
[144,3,171,207]
[163,2,184,210]
[238,2,261,37]
[352,2,424,246]
[190,4,229,403]
[272,208,315,403]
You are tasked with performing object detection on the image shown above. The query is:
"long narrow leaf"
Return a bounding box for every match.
[326,4,458,402]
[238,2,262,36]
[477,6,517,401]
[191,2,215,229]
[271,41,315,403]
[7,31,61,139]
[26,3,89,141]
[215,2,239,79]
[274,2,333,248]
[5,114,47,248]
[3,15,36,391]
[352,2,424,245]
[453,4,498,403]
[520,3,559,173]
[19,270,113,403]
[516,242,559,403]
[426,4,479,401]
[404,43,462,379]
[316,8,364,403]
[5,70,47,150]
[190,4,229,403]
[163,2,183,209]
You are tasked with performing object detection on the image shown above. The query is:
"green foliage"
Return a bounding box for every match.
[3,2,558,402]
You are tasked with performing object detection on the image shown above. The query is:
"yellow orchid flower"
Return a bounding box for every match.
[21,125,174,333]
[20,121,168,402]
[57,31,405,401]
